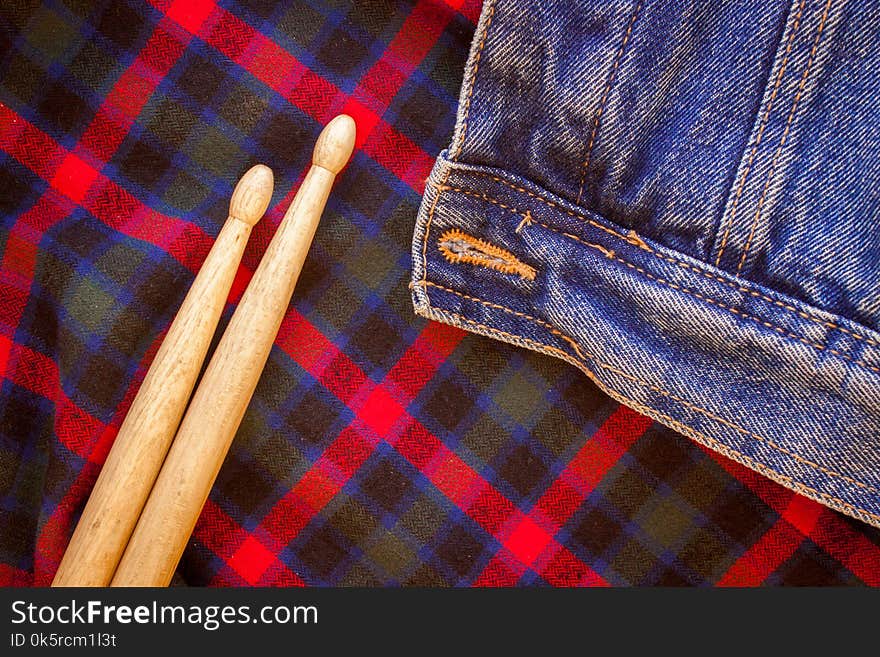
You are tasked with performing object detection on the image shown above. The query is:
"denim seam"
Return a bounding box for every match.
[714,0,807,266]
[419,300,880,526]
[450,0,497,161]
[535,218,880,376]
[575,0,644,205]
[437,182,880,375]
[736,0,834,274]
[419,279,583,354]
[456,170,880,349]
[421,279,879,496]
[421,168,453,293]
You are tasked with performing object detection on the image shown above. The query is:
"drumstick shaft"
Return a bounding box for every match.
[52,165,273,587]
[111,116,355,586]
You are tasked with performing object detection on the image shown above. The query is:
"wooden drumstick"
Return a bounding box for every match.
[52,165,274,587]
[111,115,356,586]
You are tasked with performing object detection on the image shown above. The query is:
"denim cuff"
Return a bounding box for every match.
[411,154,880,528]
[412,0,880,529]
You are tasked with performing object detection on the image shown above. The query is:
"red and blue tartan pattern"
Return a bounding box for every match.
[0,0,878,587]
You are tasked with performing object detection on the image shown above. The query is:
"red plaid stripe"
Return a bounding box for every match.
[708,449,880,585]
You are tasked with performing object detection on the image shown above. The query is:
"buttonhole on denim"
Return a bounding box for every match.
[438,228,537,281]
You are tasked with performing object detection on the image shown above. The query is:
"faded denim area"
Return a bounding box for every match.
[412,0,880,527]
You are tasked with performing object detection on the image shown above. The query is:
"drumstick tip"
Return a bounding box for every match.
[313,114,356,174]
[229,164,274,225]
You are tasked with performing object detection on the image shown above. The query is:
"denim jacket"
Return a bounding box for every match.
[410,0,880,527]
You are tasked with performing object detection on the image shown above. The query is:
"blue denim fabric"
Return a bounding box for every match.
[411,0,880,527]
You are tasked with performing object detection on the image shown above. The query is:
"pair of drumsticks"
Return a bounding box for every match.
[51,116,356,587]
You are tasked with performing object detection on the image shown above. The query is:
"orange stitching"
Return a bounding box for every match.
[421,169,453,292]
[422,301,584,370]
[431,181,632,246]
[451,0,497,161]
[457,171,880,348]
[715,0,806,267]
[420,291,880,503]
[515,210,533,234]
[536,218,880,375]
[417,280,585,357]
[736,0,833,274]
[431,183,522,221]
[576,0,643,205]
[437,228,537,280]
[625,229,649,250]
[552,221,880,374]
[436,183,880,374]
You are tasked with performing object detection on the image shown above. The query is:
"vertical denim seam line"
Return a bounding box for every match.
[714,0,807,267]
[435,183,880,374]
[419,302,880,518]
[575,0,643,205]
[454,168,880,348]
[450,0,498,161]
[736,0,835,274]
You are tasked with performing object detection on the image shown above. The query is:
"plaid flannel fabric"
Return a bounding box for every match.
[1,0,879,587]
